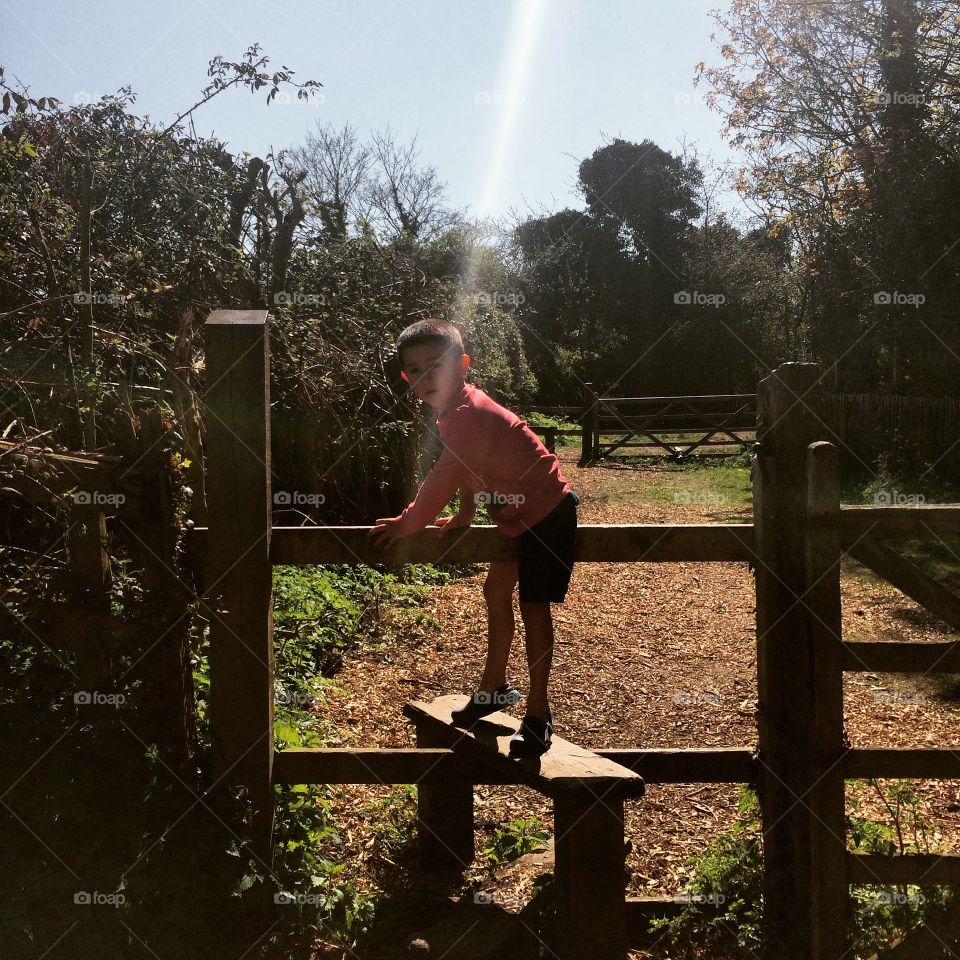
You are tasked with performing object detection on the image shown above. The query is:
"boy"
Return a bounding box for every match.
[368,318,580,756]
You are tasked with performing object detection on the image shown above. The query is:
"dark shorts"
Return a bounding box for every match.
[517,490,580,603]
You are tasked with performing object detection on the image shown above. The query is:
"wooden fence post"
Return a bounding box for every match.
[804,440,849,957]
[754,362,842,959]
[204,310,275,866]
[580,383,597,466]
[414,723,474,874]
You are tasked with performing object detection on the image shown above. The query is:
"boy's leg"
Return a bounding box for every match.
[519,600,553,721]
[479,560,518,689]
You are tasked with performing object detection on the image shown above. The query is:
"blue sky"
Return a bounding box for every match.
[2,0,742,223]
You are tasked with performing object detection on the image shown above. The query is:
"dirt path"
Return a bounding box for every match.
[317,446,960,937]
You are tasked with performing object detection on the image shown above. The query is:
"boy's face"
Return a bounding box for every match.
[401,342,469,411]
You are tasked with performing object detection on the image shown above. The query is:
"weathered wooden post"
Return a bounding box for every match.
[804,440,848,955]
[204,310,275,866]
[753,363,847,959]
[553,787,628,960]
[414,724,474,874]
[580,383,597,466]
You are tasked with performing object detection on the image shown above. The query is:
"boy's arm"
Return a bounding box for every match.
[391,443,467,537]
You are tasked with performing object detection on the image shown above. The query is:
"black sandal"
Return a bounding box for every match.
[508,707,554,757]
[450,683,521,727]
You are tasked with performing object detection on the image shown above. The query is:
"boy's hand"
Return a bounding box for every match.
[435,512,474,537]
[369,517,403,548]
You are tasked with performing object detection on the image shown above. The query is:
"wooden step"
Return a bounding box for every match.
[403,695,646,800]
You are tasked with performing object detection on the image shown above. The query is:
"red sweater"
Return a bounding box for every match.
[394,381,571,538]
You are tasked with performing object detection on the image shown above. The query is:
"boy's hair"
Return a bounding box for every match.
[396,319,464,368]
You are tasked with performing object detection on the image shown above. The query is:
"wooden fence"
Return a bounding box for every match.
[193,313,960,960]
[518,389,758,465]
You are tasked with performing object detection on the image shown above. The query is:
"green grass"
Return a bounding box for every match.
[586,452,754,514]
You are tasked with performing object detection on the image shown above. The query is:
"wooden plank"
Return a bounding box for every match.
[203,309,275,864]
[415,721,474,874]
[804,441,849,956]
[600,393,756,405]
[847,853,960,886]
[842,641,960,673]
[272,746,757,786]
[597,413,757,428]
[265,523,755,565]
[845,749,960,780]
[844,540,960,632]
[597,747,756,784]
[403,696,645,800]
[554,788,628,960]
[273,747,466,784]
[754,363,828,960]
[836,504,960,538]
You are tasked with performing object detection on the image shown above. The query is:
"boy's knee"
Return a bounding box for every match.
[483,577,515,603]
[519,599,552,620]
